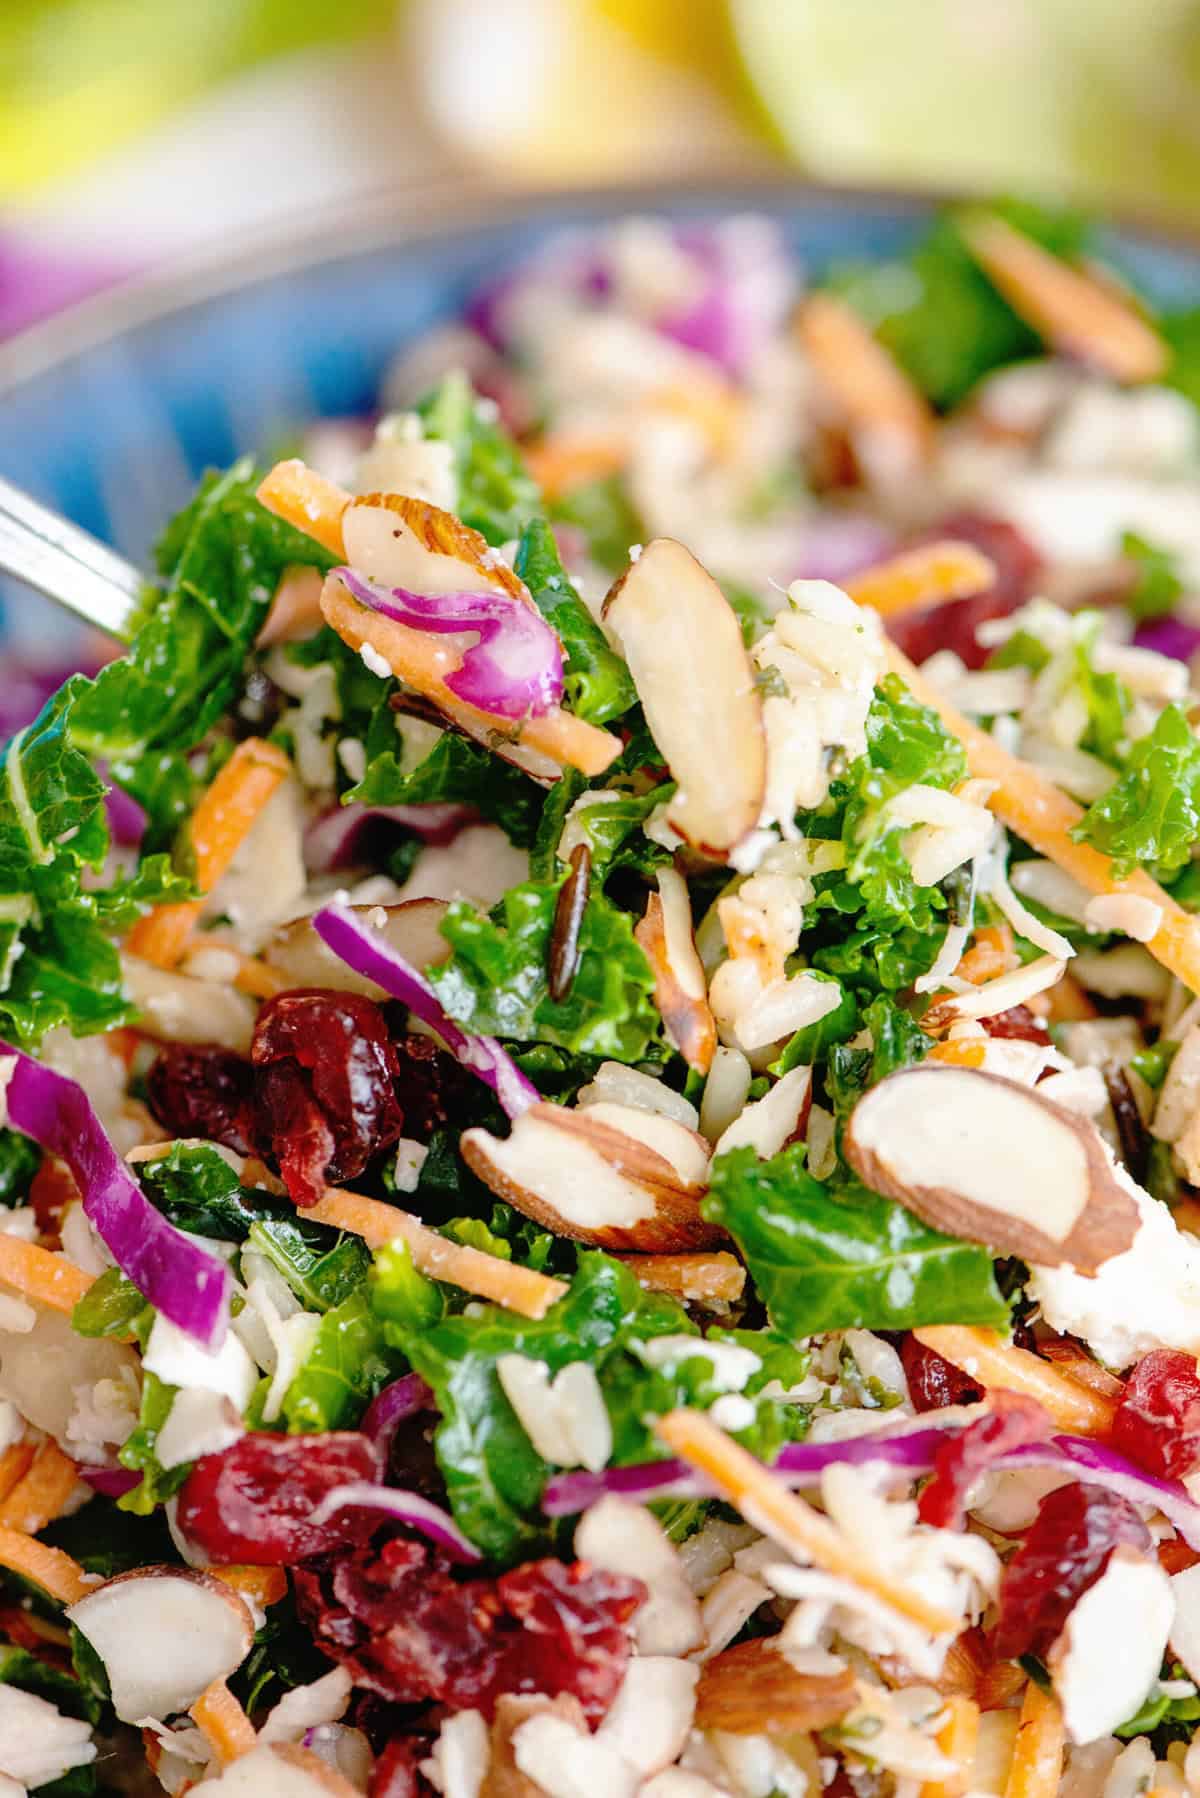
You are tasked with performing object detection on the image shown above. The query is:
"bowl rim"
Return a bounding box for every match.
[3,172,1199,399]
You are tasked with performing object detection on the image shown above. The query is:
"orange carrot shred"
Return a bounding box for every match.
[0,1235,94,1314]
[126,738,291,968]
[255,458,351,557]
[0,1443,35,1506]
[525,432,628,499]
[798,293,936,465]
[913,1327,1117,1437]
[191,1677,257,1765]
[960,212,1167,385]
[922,1694,980,1798]
[1002,1680,1065,1798]
[0,1441,79,1534]
[927,1039,987,1069]
[210,1564,289,1608]
[846,541,996,618]
[0,1524,91,1605]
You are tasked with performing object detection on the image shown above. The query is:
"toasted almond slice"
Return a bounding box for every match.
[845,541,996,618]
[190,1742,362,1796]
[921,956,1067,1035]
[636,890,717,1074]
[265,899,450,994]
[713,1065,812,1161]
[461,1102,724,1252]
[655,1408,960,1636]
[844,1065,1139,1272]
[568,1101,713,1189]
[959,213,1168,385]
[603,539,765,856]
[346,491,531,605]
[693,1636,856,1736]
[616,1250,746,1307]
[1047,1548,1172,1744]
[67,1568,254,1725]
[483,1694,589,1798]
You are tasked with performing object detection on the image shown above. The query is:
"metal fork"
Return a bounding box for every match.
[0,475,143,643]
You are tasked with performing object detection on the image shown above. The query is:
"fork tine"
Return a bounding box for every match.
[0,476,142,643]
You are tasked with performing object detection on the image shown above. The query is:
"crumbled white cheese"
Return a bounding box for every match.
[156,1388,244,1472]
[143,1315,259,1411]
[359,641,393,680]
[634,1335,761,1393]
[575,1497,704,1656]
[391,1138,429,1194]
[422,1707,489,1798]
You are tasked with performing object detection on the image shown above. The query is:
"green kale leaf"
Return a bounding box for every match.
[704,1144,1007,1336]
[1073,703,1200,878]
[1122,531,1185,623]
[514,518,635,724]
[280,1289,402,1433]
[416,371,541,545]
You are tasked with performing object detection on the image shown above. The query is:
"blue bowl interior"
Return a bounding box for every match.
[2,186,1198,653]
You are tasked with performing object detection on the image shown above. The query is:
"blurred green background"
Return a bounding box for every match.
[7,0,1200,274]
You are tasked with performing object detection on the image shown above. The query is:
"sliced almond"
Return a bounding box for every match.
[265,898,450,994]
[461,1102,723,1252]
[483,1694,589,1798]
[694,1637,857,1736]
[636,890,717,1074]
[603,539,765,856]
[190,1742,362,1796]
[346,491,531,605]
[713,1065,812,1161]
[843,1065,1140,1272]
[1048,1548,1173,1745]
[1170,1563,1200,1684]
[66,1567,254,1724]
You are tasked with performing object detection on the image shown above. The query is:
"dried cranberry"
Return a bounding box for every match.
[983,1005,1052,1045]
[252,990,405,1206]
[1113,1349,1200,1481]
[295,1538,644,1724]
[369,1737,431,1798]
[901,1335,983,1412]
[993,1483,1151,1660]
[918,1393,1053,1530]
[390,1032,473,1140]
[145,1044,256,1154]
[888,512,1041,669]
[176,1431,381,1565]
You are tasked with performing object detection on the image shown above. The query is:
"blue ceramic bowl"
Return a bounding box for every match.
[1,179,1198,650]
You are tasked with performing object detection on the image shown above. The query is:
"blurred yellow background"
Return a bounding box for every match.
[7,0,1200,301]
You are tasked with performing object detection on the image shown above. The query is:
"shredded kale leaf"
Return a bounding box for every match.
[549,473,645,576]
[374,1247,804,1562]
[72,458,334,758]
[1122,530,1185,622]
[825,200,1093,409]
[514,517,635,724]
[350,707,543,847]
[431,875,659,1061]
[704,1144,1008,1337]
[415,370,541,544]
[280,1289,402,1433]
[1073,703,1200,878]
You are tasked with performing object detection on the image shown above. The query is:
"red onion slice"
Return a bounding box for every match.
[311,903,538,1119]
[78,1465,141,1498]
[303,801,469,874]
[361,1373,435,1458]
[0,1044,231,1349]
[309,1480,481,1563]
[336,568,564,721]
[998,1437,1200,1550]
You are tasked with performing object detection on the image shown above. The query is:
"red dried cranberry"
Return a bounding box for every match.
[888,512,1041,670]
[983,1005,1052,1045]
[901,1335,983,1411]
[1113,1349,1200,1481]
[252,989,405,1206]
[176,1431,381,1565]
[918,1393,1053,1530]
[993,1483,1151,1660]
[369,1737,430,1798]
[295,1538,644,1724]
[145,1044,255,1154]
[390,1032,474,1140]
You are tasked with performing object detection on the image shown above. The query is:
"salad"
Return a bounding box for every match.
[6,202,1200,1798]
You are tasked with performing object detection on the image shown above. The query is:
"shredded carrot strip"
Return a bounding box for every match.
[959,213,1167,385]
[913,1327,1117,1436]
[126,738,292,969]
[0,1524,91,1605]
[210,1564,288,1608]
[191,1677,257,1765]
[922,1695,980,1798]
[309,1187,568,1320]
[846,542,995,618]
[885,641,1200,994]
[1002,1681,1065,1798]
[655,1409,960,1635]
[0,1444,35,1506]
[525,431,627,499]
[256,459,351,557]
[1045,973,1097,1024]
[955,924,1018,986]
[615,1251,746,1306]
[798,293,935,462]
[0,1235,94,1314]
[927,1039,987,1069]
[0,1442,79,1534]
